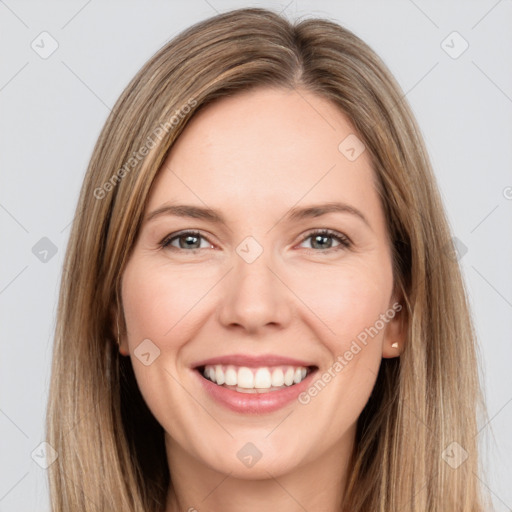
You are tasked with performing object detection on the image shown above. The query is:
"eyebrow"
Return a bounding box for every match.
[145,202,370,229]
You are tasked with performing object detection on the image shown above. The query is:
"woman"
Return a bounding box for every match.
[46,7,490,511]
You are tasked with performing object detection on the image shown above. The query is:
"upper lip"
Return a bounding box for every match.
[192,354,317,368]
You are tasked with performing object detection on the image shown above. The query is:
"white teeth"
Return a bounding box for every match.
[201,364,310,390]
[254,368,272,389]
[225,366,237,386]
[237,367,254,388]
[215,365,225,385]
[271,368,284,387]
[284,367,295,386]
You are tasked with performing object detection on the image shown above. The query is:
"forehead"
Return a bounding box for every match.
[148,87,383,230]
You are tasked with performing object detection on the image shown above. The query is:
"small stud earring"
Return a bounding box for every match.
[391,342,399,349]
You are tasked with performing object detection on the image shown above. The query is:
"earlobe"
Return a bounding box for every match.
[382,339,402,358]
[382,298,407,358]
[118,342,130,357]
[115,314,130,356]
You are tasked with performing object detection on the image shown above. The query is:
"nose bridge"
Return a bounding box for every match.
[217,236,290,332]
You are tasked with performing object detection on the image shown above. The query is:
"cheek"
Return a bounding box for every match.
[121,258,215,345]
[120,259,208,434]
[291,264,391,437]
[289,258,393,350]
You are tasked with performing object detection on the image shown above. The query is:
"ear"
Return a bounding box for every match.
[110,303,130,357]
[381,294,407,359]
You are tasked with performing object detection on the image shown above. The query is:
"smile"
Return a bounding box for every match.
[192,355,319,413]
[201,364,311,393]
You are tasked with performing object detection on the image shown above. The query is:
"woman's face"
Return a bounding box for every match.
[121,86,404,480]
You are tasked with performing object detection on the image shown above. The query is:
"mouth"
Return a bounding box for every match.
[192,355,319,414]
[196,364,317,394]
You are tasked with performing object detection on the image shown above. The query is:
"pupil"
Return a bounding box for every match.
[312,234,331,249]
[181,235,199,249]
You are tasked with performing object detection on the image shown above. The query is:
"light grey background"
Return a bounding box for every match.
[1,1,511,510]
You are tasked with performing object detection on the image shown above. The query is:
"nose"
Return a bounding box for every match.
[217,246,293,334]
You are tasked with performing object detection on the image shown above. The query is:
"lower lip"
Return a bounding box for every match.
[194,368,317,414]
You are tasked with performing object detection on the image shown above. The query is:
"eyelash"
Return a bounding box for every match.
[160,229,352,254]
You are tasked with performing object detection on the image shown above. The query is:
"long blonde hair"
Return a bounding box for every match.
[46,7,490,511]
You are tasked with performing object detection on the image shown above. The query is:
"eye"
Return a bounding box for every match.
[161,230,213,251]
[298,229,351,252]
[160,228,351,253]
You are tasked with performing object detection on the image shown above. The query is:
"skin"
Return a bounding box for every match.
[119,86,405,512]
